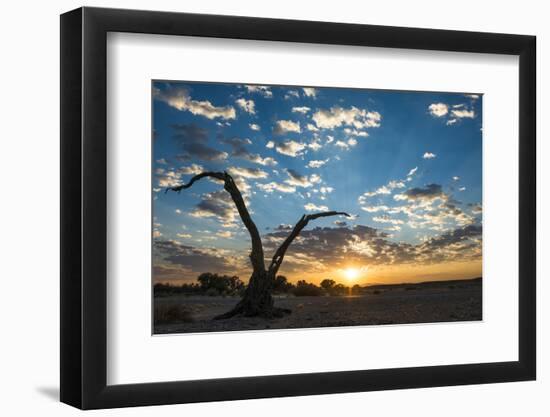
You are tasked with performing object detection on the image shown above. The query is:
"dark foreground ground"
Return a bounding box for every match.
[154,278,482,334]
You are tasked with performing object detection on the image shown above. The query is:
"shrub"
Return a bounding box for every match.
[154,303,194,325]
[293,280,324,296]
[272,275,295,293]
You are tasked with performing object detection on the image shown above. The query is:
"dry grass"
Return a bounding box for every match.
[154,303,194,325]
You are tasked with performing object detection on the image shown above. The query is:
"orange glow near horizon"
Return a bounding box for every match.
[154,260,482,287]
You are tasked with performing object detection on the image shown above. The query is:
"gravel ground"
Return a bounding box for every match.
[153,279,482,335]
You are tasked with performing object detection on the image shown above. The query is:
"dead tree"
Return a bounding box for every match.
[166,171,349,319]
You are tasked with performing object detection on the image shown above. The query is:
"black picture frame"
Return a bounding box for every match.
[60,6,536,410]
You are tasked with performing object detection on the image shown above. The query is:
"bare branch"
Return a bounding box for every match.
[165,171,225,193]
[268,211,350,275]
[166,171,266,271]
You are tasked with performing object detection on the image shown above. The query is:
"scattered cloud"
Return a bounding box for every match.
[285,169,320,188]
[284,90,300,100]
[257,181,296,193]
[222,136,277,166]
[235,98,256,114]
[304,203,329,211]
[273,119,301,135]
[272,140,306,157]
[423,152,437,159]
[249,123,261,131]
[451,108,475,119]
[428,103,449,117]
[312,106,381,130]
[244,85,273,98]
[307,159,329,168]
[292,106,311,114]
[302,87,318,98]
[228,166,269,179]
[172,124,228,161]
[429,101,476,125]
[394,184,446,203]
[154,86,236,120]
[306,123,319,132]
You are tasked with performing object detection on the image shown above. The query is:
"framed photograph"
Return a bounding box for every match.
[60,6,536,409]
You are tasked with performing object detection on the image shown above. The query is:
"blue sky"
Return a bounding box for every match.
[152,81,482,285]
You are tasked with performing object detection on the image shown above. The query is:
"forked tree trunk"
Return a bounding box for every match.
[167,171,349,319]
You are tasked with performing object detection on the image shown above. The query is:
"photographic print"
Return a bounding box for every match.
[152,81,482,335]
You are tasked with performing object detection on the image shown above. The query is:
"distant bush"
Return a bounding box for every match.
[154,303,194,325]
[197,272,244,295]
[272,275,295,294]
[293,280,324,297]
[320,279,336,292]
[154,273,245,297]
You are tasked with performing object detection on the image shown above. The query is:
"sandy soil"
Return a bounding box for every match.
[153,278,482,334]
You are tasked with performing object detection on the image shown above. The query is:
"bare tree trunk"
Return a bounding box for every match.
[166,171,349,319]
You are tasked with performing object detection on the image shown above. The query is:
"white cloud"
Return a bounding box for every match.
[428,103,449,117]
[228,166,269,179]
[312,106,381,129]
[306,123,319,132]
[361,205,390,213]
[430,101,475,124]
[249,155,278,166]
[154,87,236,120]
[292,106,311,114]
[175,209,182,214]
[245,85,273,98]
[372,216,405,225]
[284,90,300,99]
[320,186,334,194]
[256,182,296,193]
[249,123,260,131]
[266,140,275,149]
[273,140,306,157]
[309,173,322,184]
[343,128,369,137]
[423,152,437,159]
[459,186,466,191]
[407,167,418,177]
[176,233,192,239]
[235,98,256,114]
[451,108,475,119]
[307,140,323,151]
[452,176,460,181]
[304,203,329,212]
[334,138,359,150]
[273,119,301,135]
[388,180,405,189]
[285,169,319,188]
[302,87,318,98]
[307,159,329,168]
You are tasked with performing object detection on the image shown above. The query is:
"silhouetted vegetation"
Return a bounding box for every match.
[293,280,325,296]
[154,273,244,297]
[154,304,194,325]
[154,273,366,298]
[269,275,292,293]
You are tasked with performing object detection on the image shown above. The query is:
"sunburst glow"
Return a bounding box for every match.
[344,267,359,281]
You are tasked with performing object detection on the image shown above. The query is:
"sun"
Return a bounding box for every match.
[344,267,359,281]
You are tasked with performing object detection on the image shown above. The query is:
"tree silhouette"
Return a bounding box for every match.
[166,171,349,319]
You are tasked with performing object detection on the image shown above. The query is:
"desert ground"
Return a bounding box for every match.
[153,278,482,334]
